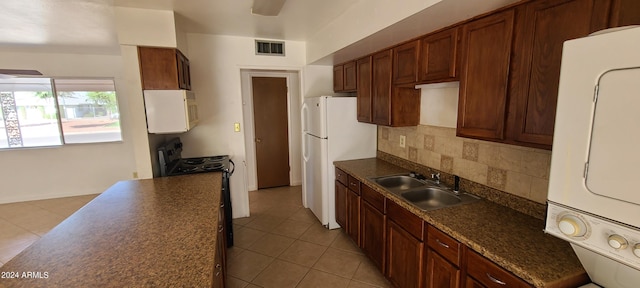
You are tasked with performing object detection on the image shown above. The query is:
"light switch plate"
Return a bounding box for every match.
[234,123,241,132]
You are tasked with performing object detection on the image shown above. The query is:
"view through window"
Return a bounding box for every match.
[0,77,122,148]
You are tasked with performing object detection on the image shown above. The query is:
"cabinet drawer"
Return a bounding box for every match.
[466,249,530,288]
[387,200,424,241]
[427,225,461,267]
[335,168,348,185]
[361,185,385,213]
[347,175,361,195]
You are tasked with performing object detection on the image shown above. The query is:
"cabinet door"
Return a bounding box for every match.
[357,56,373,123]
[420,27,459,82]
[335,181,347,229]
[346,189,360,245]
[138,47,181,90]
[386,220,423,288]
[333,65,344,92]
[393,40,420,84]
[361,200,385,271]
[508,0,609,147]
[372,50,393,126]
[426,249,460,288]
[609,0,640,27]
[344,61,358,91]
[213,204,227,287]
[391,86,421,127]
[457,10,515,140]
[464,276,485,288]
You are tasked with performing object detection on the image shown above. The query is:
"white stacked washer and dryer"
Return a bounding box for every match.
[544,26,640,287]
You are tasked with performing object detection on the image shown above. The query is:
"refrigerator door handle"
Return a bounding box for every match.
[302,134,310,162]
[301,102,309,134]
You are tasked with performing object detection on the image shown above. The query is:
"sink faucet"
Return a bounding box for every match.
[453,175,460,195]
[431,173,440,184]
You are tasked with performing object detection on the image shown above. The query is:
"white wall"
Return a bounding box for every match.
[114,7,177,48]
[0,51,137,204]
[417,83,460,128]
[183,34,306,218]
[306,0,441,63]
[302,65,334,98]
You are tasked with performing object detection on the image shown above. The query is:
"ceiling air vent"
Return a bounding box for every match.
[255,40,285,56]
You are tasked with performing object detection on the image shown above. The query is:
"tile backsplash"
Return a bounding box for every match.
[377,125,552,204]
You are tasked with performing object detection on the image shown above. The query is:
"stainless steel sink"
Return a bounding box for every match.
[372,175,426,191]
[370,174,481,211]
[400,188,480,211]
[401,187,461,207]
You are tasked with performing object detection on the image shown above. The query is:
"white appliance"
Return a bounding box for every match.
[144,90,199,134]
[544,26,640,287]
[302,96,377,229]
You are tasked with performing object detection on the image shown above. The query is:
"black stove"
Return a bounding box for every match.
[157,137,234,247]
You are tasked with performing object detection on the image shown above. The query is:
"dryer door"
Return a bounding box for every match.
[585,67,640,205]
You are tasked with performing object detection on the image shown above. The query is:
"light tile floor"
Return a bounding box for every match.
[230,186,390,288]
[0,194,99,267]
[0,186,390,288]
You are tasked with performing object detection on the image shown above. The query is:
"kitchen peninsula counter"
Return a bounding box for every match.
[335,158,588,288]
[0,173,222,288]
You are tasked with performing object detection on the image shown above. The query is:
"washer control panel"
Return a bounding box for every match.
[545,202,640,270]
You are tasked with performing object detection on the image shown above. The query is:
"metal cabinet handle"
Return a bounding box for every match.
[486,273,506,285]
[435,238,450,248]
[218,224,224,232]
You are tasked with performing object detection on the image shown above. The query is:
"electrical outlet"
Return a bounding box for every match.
[399,135,406,148]
[234,123,241,132]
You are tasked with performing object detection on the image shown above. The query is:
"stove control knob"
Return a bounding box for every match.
[633,244,640,258]
[558,214,587,237]
[608,234,628,250]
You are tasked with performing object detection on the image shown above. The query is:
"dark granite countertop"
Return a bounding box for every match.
[335,158,587,288]
[0,173,222,288]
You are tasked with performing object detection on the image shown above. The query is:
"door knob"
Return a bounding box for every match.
[256,138,262,143]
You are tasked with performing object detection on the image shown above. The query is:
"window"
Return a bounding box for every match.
[0,77,122,149]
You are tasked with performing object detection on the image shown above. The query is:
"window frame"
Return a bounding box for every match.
[0,76,123,150]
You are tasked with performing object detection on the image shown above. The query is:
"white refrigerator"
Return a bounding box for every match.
[302,96,377,229]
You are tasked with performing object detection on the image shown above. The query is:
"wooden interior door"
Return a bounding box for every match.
[252,77,290,189]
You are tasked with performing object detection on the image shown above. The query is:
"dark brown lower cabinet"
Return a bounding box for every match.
[346,188,360,245]
[386,220,423,288]
[465,276,485,288]
[213,200,227,287]
[426,249,460,288]
[360,200,386,271]
[335,181,347,229]
[466,249,531,288]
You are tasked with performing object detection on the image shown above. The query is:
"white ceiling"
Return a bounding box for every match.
[0,0,519,64]
[113,0,360,41]
[0,0,359,54]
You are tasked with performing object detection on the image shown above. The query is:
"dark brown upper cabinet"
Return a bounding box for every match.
[370,50,420,127]
[356,56,373,123]
[392,40,420,84]
[371,50,393,125]
[457,10,515,141]
[507,0,611,148]
[138,47,191,90]
[333,65,344,92]
[419,27,459,83]
[333,61,357,92]
[609,0,640,27]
